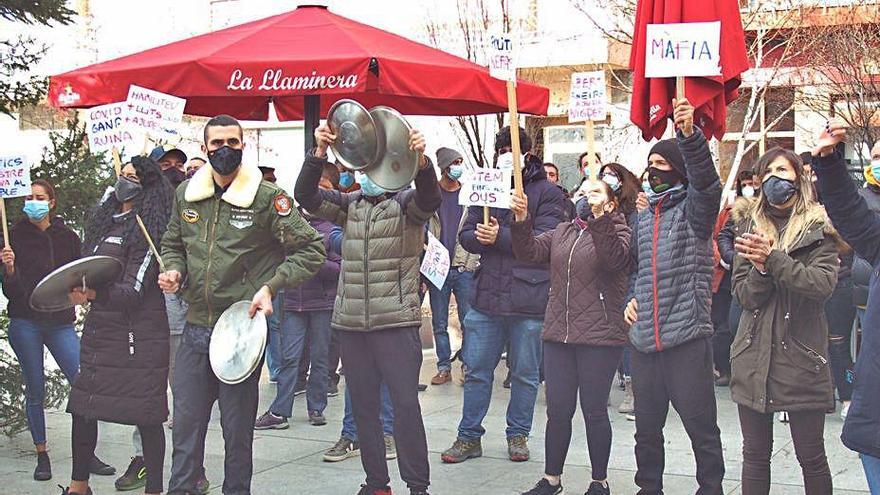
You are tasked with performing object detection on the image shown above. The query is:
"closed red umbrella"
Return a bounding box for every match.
[49,4,548,151]
[629,0,749,140]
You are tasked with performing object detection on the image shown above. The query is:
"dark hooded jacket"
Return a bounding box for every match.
[459,159,567,316]
[283,216,342,312]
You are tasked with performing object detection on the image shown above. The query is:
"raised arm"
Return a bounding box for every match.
[679,127,721,240]
[401,158,441,225]
[294,152,352,226]
[510,216,553,264]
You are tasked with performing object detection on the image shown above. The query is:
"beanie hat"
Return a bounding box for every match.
[648,139,686,179]
[436,147,463,170]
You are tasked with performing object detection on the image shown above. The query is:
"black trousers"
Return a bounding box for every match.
[711,290,733,375]
[543,342,622,481]
[631,337,725,495]
[825,281,855,402]
[72,414,164,493]
[338,327,429,491]
[738,405,831,494]
[168,325,261,495]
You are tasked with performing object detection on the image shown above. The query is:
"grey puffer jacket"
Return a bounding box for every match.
[295,152,441,332]
[630,128,722,353]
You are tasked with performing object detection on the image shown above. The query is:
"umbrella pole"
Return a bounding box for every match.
[304,95,321,154]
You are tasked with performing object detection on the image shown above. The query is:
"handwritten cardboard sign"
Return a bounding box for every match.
[459,168,512,209]
[0,155,31,198]
[125,85,186,142]
[644,22,722,78]
[569,71,607,123]
[85,102,141,157]
[420,232,451,290]
[488,32,517,82]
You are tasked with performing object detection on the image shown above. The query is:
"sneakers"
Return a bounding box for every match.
[356,484,392,495]
[417,383,428,392]
[430,370,451,385]
[521,478,562,495]
[385,435,397,460]
[194,474,211,495]
[440,438,482,463]
[618,377,634,414]
[778,411,790,423]
[841,401,851,420]
[324,437,360,462]
[255,411,289,430]
[585,481,610,495]
[503,371,512,389]
[328,382,339,397]
[34,451,51,481]
[114,456,147,491]
[309,410,327,426]
[714,372,730,387]
[89,455,115,476]
[410,490,430,495]
[294,383,307,396]
[507,435,530,462]
[59,486,93,495]
[625,412,635,422]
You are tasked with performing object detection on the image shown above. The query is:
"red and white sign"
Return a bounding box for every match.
[125,85,186,142]
[568,71,607,123]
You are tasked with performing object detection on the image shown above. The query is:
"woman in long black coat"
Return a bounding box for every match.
[62,155,173,495]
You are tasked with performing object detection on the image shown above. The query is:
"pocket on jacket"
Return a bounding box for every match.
[786,337,828,375]
[510,267,551,315]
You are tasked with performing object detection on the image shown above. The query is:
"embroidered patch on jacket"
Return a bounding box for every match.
[182,208,200,223]
[230,208,255,229]
[274,194,292,216]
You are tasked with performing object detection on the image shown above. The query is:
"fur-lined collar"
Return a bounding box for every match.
[729,196,841,251]
[184,162,262,208]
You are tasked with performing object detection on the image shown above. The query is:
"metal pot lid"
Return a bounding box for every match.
[327,99,380,171]
[366,106,419,192]
[29,256,124,312]
[209,301,268,385]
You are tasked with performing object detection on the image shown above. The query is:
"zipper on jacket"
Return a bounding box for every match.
[363,201,375,329]
[204,198,221,324]
[599,292,609,323]
[651,199,665,352]
[564,229,585,343]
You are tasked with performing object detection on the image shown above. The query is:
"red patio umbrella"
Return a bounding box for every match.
[48,5,549,151]
[629,0,749,141]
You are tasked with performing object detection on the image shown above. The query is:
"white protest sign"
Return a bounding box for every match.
[568,71,607,123]
[420,232,451,290]
[125,85,186,142]
[644,22,722,78]
[488,32,517,82]
[0,155,31,198]
[85,102,142,157]
[459,168,512,209]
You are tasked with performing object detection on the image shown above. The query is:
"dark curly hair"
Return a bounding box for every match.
[83,155,173,255]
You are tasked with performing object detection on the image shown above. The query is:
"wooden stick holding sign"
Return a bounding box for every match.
[0,155,32,248]
[112,147,122,177]
[135,214,166,273]
[489,32,524,202]
[506,81,525,196]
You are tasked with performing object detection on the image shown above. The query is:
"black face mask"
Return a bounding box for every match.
[647,166,684,193]
[208,146,242,176]
[762,175,797,206]
[575,197,593,221]
[114,176,143,203]
[163,168,186,188]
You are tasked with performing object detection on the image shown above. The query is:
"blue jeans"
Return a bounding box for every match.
[269,310,332,416]
[862,454,880,494]
[458,308,543,440]
[265,295,282,381]
[341,382,393,441]
[8,318,80,445]
[428,269,474,372]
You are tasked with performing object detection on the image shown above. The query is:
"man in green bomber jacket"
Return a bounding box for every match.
[159,114,325,495]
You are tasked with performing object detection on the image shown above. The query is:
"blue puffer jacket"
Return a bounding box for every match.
[283,217,342,312]
[630,128,721,353]
[460,160,567,316]
[814,150,880,459]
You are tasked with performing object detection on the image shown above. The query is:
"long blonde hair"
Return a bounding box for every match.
[747,147,826,252]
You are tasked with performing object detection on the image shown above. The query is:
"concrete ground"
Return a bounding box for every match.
[0,352,870,495]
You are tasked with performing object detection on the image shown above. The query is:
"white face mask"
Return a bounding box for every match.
[741,185,755,198]
[496,152,517,172]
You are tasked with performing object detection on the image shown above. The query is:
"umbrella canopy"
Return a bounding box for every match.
[629,0,749,140]
[48,5,549,121]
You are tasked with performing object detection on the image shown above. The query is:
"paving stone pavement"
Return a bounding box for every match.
[0,355,870,495]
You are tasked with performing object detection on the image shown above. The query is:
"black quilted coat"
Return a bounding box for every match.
[510,212,632,346]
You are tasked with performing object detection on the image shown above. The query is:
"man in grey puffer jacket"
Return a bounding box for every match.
[624,98,724,495]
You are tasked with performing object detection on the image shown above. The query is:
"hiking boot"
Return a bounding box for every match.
[521,478,562,495]
[440,438,482,463]
[384,435,397,460]
[585,481,611,495]
[34,451,52,481]
[507,435,530,462]
[431,370,451,385]
[115,456,146,491]
[89,455,115,475]
[255,411,288,430]
[356,484,392,495]
[194,474,211,495]
[324,437,360,462]
[309,411,327,426]
[59,486,93,495]
[618,377,634,414]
